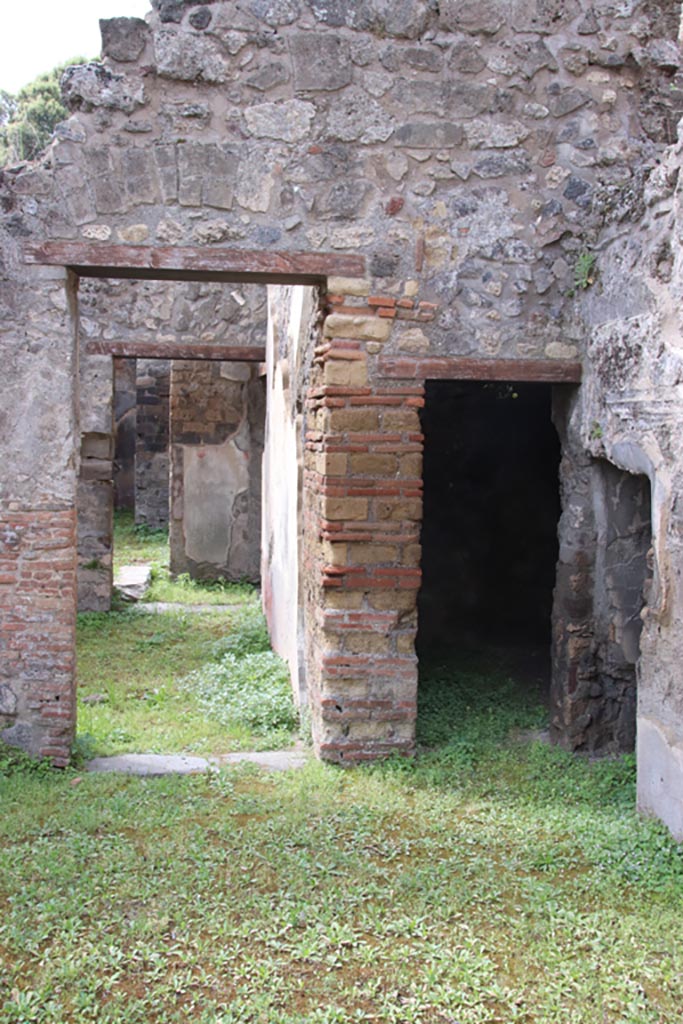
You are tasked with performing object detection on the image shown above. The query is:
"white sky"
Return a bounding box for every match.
[1,0,153,94]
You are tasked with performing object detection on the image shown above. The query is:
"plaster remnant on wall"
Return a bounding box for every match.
[637,717,683,840]
[183,441,249,567]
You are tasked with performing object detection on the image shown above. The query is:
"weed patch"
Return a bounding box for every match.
[184,651,298,733]
[75,515,298,757]
[145,566,255,606]
[9,512,680,1020]
[183,607,298,737]
[0,743,53,779]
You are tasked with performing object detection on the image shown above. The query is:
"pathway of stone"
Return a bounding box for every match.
[87,749,308,776]
[137,602,245,614]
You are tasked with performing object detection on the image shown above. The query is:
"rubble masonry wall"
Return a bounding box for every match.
[1,1,682,807]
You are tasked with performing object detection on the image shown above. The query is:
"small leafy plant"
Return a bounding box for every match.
[184,604,297,732]
[211,605,271,659]
[0,742,53,778]
[184,650,298,732]
[573,250,597,291]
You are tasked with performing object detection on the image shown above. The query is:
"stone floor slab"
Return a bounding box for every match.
[213,750,309,771]
[136,602,242,614]
[87,749,308,776]
[86,753,210,775]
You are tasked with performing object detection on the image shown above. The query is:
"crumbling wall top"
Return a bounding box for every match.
[2,0,682,365]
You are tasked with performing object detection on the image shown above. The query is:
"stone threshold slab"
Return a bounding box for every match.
[136,601,244,614]
[86,750,308,776]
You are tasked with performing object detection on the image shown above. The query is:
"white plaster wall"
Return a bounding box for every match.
[261,285,317,705]
[183,440,250,567]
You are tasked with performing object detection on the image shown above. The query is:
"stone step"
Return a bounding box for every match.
[136,601,242,614]
[113,564,152,602]
[86,749,308,776]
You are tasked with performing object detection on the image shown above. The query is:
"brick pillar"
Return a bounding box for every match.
[113,357,137,511]
[303,331,424,762]
[1,264,79,767]
[77,325,115,612]
[77,433,114,612]
[0,508,77,765]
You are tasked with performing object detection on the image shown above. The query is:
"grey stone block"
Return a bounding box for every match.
[290,33,353,92]
[61,64,145,113]
[100,17,149,62]
[439,0,506,35]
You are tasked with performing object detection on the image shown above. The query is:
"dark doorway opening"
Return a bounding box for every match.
[417,380,561,702]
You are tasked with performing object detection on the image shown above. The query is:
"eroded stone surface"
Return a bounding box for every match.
[100,17,149,62]
[114,564,152,602]
[86,750,308,774]
[61,63,145,112]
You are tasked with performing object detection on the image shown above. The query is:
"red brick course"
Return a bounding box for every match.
[302,337,425,763]
[0,506,77,766]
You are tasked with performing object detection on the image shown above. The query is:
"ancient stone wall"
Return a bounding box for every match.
[169,359,265,580]
[135,358,171,528]
[113,358,137,510]
[78,276,267,548]
[576,114,683,836]
[550,398,652,755]
[29,0,678,363]
[1,0,682,805]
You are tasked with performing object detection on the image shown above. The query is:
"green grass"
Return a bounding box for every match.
[113,511,254,607]
[76,515,297,756]
[1,664,682,1023]
[113,511,169,570]
[28,517,683,1019]
[145,568,256,607]
[76,606,293,757]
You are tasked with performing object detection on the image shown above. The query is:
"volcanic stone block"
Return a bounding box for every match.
[290,33,353,91]
[100,17,149,62]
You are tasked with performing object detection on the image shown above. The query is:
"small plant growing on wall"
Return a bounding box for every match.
[573,251,598,292]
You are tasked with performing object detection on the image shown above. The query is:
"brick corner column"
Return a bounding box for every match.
[302,290,426,763]
[0,505,78,766]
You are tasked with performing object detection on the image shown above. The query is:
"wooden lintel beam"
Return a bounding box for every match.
[87,341,266,362]
[379,356,582,384]
[24,242,365,283]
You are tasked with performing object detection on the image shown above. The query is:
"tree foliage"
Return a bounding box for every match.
[0,59,88,166]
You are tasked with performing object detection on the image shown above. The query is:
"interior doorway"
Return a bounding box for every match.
[417,380,561,705]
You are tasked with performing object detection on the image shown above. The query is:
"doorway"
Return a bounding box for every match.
[417,380,562,711]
